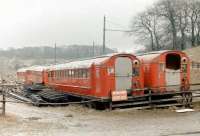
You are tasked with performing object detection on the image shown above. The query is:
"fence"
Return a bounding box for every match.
[0,90,6,116]
[191,61,200,69]
[0,84,22,116]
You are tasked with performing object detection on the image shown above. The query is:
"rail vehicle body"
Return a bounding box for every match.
[17,53,144,103]
[17,68,27,82]
[45,53,144,101]
[16,51,192,108]
[17,66,47,85]
[137,50,190,93]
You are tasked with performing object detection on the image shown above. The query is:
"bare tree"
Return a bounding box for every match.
[176,0,189,50]
[188,0,200,47]
[196,16,200,45]
[194,1,200,46]
[130,0,200,51]
[130,8,161,51]
[149,8,162,50]
[157,0,179,49]
[131,12,154,51]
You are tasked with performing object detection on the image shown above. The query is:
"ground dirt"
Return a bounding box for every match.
[0,102,200,136]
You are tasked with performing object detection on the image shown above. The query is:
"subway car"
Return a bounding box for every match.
[17,51,192,108]
[17,68,27,82]
[45,53,144,102]
[17,53,144,107]
[137,50,190,93]
[17,66,47,85]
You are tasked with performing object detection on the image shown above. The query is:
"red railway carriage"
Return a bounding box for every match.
[45,53,144,101]
[17,66,47,85]
[26,66,47,85]
[17,68,27,82]
[137,50,190,93]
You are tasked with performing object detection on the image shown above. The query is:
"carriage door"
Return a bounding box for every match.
[165,54,181,90]
[115,57,132,91]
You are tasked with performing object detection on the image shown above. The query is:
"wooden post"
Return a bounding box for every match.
[2,88,5,116]
[102,15,106,54]
[109,101,112,111]
[149,90,152,108]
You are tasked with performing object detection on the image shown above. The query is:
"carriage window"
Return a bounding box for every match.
[51,69,90,79]
[55,71,57,79]
[50,71,52,78]
[160,63,165,72]
[63,71,64,78]
[56,71,60,79]
[82,69,84,78]
[96,68,100,78]
[74,69,76,78]
[107,67,114,75]
[68,70,71,78]
[50,72,52,78]
[69,70,72,78]
[67,70,69,78]
[59,71,61,79]
[69,70,71,78]
[133,68,139,76]
[77,69,79,78]
[61,71,63,78]
[58,71,60,78]
[87,69,90,78]
[78,69,82,78]
[75,69,79,78]
[166,54,181,70]
[53,71,55,78]
[182,64,187,73]
[48,72,51,77]
[71,70,74,78]
[81,69,89,78]
[82,69,86,78]
[64,70,66,78]
[65,70,68,78]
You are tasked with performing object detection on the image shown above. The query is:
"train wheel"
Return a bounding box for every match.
[181,94,187,107]
[189,93,193,104]
[183,93,192,108]
[186,93,193,107]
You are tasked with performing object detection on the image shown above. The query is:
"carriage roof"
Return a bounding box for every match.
[17,65,47,72]
[48,53,134,71]
[136,50,186,62]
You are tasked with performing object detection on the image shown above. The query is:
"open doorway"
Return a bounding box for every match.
[165,53,181,88]
[166,54,181,70]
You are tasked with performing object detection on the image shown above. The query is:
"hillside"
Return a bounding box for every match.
[0,45,117,77]
[184,46,200,62]
[0,45,116,60]
[185,46,200,84]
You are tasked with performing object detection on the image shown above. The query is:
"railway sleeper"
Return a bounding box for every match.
[109,92,193,110]
[14,85,196,109]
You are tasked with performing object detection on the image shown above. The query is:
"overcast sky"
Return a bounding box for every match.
[0,0,157,51]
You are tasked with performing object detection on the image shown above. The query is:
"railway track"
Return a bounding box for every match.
[2,83,200,110]
[5,89,200,110]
